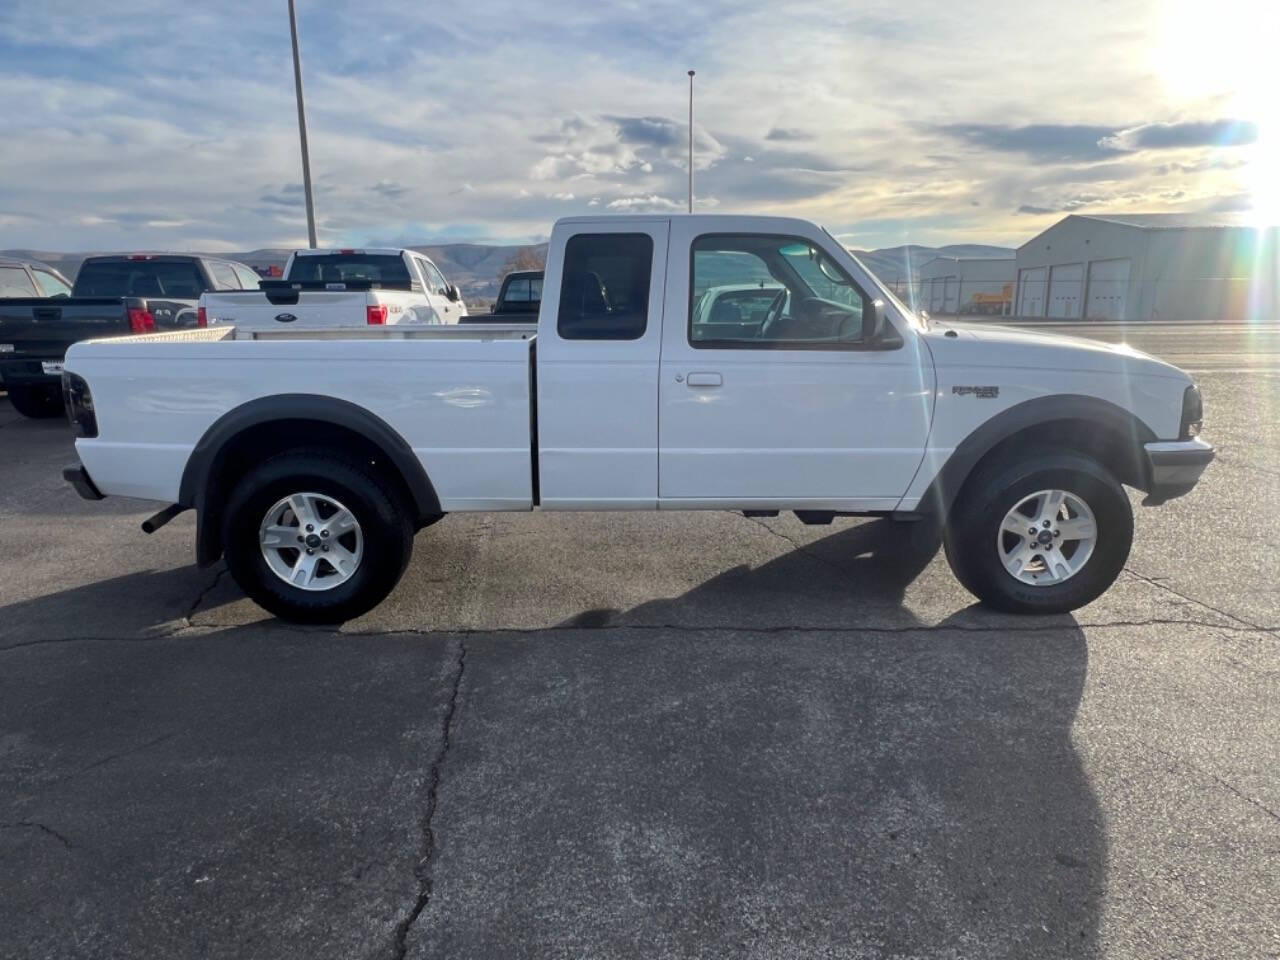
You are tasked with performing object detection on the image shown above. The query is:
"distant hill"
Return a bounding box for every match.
[1,240,1010,305]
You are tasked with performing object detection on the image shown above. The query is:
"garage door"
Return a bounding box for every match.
[1047,263,1083,318]
[928,279,945,313]
[1086,258,1130,320]
[943,276,959,314]
[1016,267,1047,317]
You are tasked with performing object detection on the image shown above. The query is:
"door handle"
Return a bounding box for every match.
[686,372,722,387]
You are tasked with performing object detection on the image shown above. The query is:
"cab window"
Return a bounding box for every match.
[690,234,870,349]
[33,269,72,298]
[557,234,652,340]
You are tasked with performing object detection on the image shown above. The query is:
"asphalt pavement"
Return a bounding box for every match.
[0,323,1277,959]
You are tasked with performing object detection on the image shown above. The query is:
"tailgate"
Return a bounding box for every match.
[202,290,373,328]
[0,298,130,364]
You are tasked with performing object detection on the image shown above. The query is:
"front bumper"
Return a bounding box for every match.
[1143,437,1214,505]
[63,463,104,501]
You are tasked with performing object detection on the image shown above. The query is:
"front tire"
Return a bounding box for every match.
[222,449,414,624]
[8,383,64,418]
[944,449,1133,614]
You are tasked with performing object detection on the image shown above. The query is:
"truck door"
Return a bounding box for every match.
[657,219,933,510]
[536,220,669,508]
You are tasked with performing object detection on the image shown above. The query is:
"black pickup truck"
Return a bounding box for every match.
[462,269,542,323]
[0,254,261,418]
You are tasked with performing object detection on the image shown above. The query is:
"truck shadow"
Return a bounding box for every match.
[456,518,1104,957]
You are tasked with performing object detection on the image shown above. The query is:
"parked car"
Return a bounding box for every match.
[0,257,74,299]
[0,254,259,418]
[199,249,467,330]
[462,270,542,322]
[63,214,1212,623]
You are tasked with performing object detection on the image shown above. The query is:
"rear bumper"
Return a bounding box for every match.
[63,463,104,501]
[1143,438,1214,505]
[0,359,62,388]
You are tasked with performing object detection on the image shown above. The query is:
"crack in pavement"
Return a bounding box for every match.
[1,820,75,850]
[1140,738,1280,826]
[1122,566,1265,632]
[60,733,174,782]
[184,565,227,624]
[741,515,860,580]
[3,616,1276,656]
[390,636,467,960]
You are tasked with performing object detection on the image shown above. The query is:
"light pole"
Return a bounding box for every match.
[687,70,695,213]
[288,0,317,248]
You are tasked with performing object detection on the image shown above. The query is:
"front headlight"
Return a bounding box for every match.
[1180,384,1203,439]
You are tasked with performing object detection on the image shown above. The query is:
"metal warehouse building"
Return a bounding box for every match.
[1014,213,1279,322]
[914,256,1015,316]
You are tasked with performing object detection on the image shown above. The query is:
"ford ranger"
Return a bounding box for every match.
[199,248,467,330]
[61,215,1212,623]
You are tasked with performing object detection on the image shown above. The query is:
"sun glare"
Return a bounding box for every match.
[1157,0,1280,225]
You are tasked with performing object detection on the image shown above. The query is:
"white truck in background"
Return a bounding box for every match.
[198,248,467,329]
[63,214,1211,624]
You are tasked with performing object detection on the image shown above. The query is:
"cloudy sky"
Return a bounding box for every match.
[0,0,1275,252]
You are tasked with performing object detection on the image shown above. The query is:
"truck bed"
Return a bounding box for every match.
[65,325,537,510]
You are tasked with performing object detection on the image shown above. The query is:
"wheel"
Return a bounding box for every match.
[943,449,1133,614]
[8,383,64,418]
[221,449,414,624]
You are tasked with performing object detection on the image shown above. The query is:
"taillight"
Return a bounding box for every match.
[197,306,207,328]
[128,307,155,333]
[367,304,388,325]
[62,372,98,438]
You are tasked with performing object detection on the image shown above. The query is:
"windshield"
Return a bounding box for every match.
[286,254,411,285]
[74,260,207,298]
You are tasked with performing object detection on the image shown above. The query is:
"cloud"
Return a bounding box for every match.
[604,115,682,148]
[932,123,1121,161]
[1099,119,1259,151]
[371,180,408,199]
[765,128,813,142]
[606,195,683,212]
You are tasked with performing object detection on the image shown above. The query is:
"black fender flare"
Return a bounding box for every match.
[915,394,1157,518]
[180,394,441,565]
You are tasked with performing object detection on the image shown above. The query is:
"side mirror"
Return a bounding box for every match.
[862,298,887,342]
[446,284,460,303]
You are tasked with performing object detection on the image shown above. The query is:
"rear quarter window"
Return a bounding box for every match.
[556,234,652,340]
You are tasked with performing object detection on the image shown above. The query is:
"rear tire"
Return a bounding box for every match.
[8,383,64,418]
[222,449,414,624]
[943,448,1133,614]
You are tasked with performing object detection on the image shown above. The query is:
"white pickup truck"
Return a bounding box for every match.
[197,248,467,329]
[62,214,1212,623]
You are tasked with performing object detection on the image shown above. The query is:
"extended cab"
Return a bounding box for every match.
[62,215,1212,622]
[199,249,467,330]
[0,254,259,418]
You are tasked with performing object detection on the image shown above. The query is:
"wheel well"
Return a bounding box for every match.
[193,418,433,566]
[965,417,1148,498]
[919,407,1154,522]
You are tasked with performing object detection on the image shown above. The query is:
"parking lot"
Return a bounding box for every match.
[1,322,1277,959]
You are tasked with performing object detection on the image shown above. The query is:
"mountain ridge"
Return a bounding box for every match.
[2,240,1014,303]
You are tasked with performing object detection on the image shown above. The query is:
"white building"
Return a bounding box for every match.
[907,256,1015,316]
[1014,213,1279,322]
